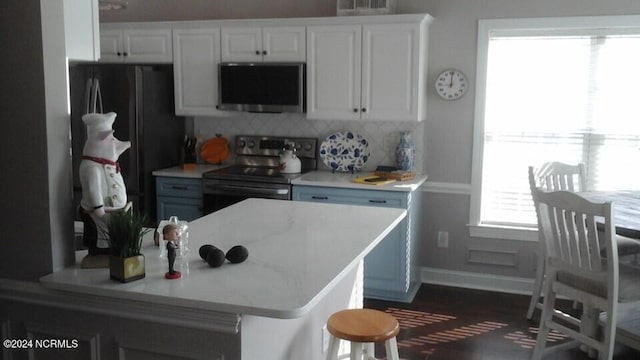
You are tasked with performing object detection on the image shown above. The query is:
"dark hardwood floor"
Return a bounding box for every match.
[364,284,640,360]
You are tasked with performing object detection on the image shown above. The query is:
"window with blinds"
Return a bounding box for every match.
[472,17,640,235]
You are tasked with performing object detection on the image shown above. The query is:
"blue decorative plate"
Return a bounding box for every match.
[319,132,370,172]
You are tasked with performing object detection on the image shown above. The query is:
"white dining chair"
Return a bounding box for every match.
[527,162,640,320]
[531,188,640,360]
[526,162,586,320]
[534,161,586,191]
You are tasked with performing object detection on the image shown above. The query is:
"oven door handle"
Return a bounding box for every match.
[205,184,290,196]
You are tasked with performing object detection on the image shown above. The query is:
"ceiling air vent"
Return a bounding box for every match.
[337,0,396,16]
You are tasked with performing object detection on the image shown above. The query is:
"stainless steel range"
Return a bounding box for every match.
[202,135,318,214]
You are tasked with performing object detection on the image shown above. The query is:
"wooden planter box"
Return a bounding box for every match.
[109,255,145,283]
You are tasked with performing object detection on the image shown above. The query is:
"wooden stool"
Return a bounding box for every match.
[326,308,400,360]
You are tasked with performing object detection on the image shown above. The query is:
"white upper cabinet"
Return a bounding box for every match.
[221,27,261,61]
[173,27,224,116]
[221,26,306,62]
[306,25,362,120]
[99,25,173,63]
[361,23,422,121]
[307,19,428,121]
[262,26,306,62]
[105,14,430,118]
[99,29,123,62]
[64,0,100,61]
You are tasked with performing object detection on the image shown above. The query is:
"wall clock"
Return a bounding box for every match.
[435,69,468,100]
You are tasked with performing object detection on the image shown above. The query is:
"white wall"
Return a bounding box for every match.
[0,0,75,281]
[100,0,336,22]
[408,0,640,286]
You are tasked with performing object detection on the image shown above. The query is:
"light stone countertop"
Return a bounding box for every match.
[291,170,428,192]
[40,198,406,319]
[152,166,428,193]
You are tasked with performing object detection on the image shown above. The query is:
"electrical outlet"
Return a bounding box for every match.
[437,231,449,248]
[322,324,329,353]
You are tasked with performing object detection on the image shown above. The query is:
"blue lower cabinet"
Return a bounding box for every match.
[292,185,421,303]
[157,196,203,222]
[155,177,203,222]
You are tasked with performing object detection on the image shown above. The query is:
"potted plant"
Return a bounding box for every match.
[106,207,151,283]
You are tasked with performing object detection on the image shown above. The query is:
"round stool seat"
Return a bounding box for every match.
[327,309,399,343]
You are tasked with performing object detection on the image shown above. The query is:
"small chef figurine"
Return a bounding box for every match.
[163,223,182,279]
[79,112,131,257]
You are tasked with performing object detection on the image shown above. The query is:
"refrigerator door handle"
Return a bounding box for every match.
[93,78,104,113]
[83,78,93,114]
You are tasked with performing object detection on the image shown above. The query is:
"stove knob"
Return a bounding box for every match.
[237,139,246,148]
[248,140,256,148]
[303,142,313,151]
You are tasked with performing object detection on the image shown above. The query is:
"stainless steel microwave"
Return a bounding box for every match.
[217,62,305,113]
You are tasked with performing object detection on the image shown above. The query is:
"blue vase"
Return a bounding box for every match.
[395,132,415,171]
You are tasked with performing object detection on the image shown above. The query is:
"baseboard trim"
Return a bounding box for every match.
[420,266,534,295]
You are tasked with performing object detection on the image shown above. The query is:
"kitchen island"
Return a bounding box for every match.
[3,199,406,360]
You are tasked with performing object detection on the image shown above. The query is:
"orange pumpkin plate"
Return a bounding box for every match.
[200,135,230,164]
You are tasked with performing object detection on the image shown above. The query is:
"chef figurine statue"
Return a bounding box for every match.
[163,223,182,279]
[79,112,131,267]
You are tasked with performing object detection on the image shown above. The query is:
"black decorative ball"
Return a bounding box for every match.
[206,247,226,268]
[199,244,215,261]
[226,245,249,264]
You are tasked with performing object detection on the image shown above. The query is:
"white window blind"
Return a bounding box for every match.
[479,33,640,229]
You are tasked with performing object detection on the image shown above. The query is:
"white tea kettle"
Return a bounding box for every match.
[279,144,301,174]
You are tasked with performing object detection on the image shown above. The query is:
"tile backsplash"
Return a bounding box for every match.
[194,113,424,173]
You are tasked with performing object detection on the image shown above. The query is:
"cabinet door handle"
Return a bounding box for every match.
[117,52,122,56]
[171,185,188,190]
[361,108,367,113]
[262,50,267,55]
[123,52,128,56]
[353,108,358,113]
[255,50,261,55]
[369,199,387,204]
[311,196,329,200]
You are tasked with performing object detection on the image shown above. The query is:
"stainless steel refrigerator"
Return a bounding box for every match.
[69,64,185,224]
